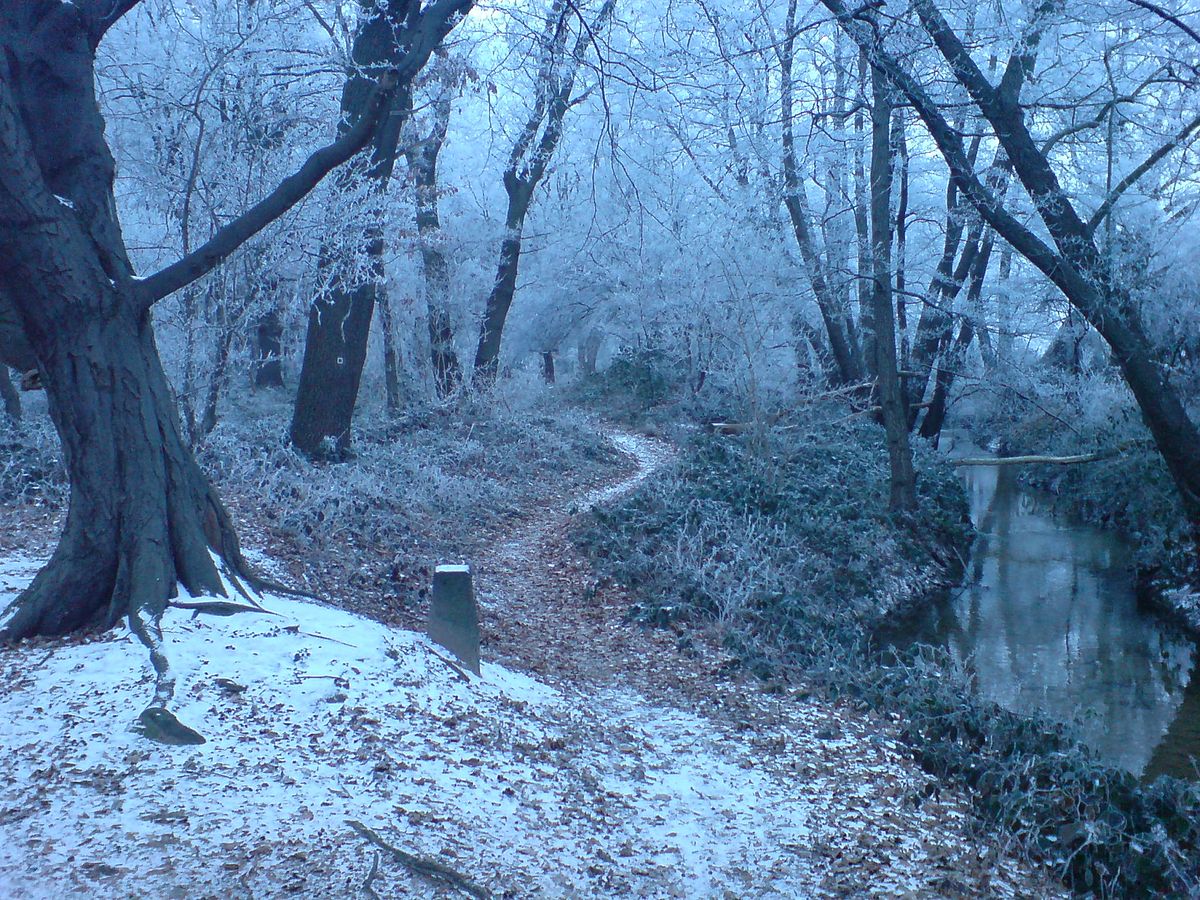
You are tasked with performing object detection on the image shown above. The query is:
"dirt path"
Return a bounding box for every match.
[472,430,1062,898]
[0,430,1067,898]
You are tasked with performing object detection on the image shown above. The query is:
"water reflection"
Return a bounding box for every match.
[906,431,1198,779]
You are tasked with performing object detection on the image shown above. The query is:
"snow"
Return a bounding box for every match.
[0,552,1062,897]
[0,556,823,897]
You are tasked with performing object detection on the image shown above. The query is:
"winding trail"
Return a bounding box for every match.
[475,430,676,689]
[0,429,1066,897]
[471,429,1064,898]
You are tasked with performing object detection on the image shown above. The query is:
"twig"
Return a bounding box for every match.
[426,646,473,683]
[173,599,281,617]
[346,819,491,899]
[362,850,382,900]
[283,624,356,647]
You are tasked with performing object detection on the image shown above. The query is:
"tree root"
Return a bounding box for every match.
[346,819,491,899]
[362,850,382,900]
[171,599,281,618]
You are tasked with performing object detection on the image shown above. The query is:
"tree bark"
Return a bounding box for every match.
[0,366,20,423]
[868,58,917,511]
[541,350,556,384]
[291,0,474,454]
[577,327,602,376]
[405,78,462,397]
[253,309,285,388]
[919,232,993,440]
[376,291,404,412]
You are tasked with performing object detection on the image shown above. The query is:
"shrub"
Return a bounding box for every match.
[0,417,66,505]
[574,414,970,669]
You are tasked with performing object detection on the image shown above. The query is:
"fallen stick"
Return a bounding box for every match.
[953,450,1119,466]
[362,850,382,900]
[426,646,473,684]
[346,819,491,899]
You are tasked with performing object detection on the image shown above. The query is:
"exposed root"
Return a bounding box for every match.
[171,599,281,618]
[127,604,206,745]
[346,819,491,899]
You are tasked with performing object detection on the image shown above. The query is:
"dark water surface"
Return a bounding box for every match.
[898,431,1200,780]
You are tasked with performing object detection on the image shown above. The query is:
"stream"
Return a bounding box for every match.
[896,430,1200,780]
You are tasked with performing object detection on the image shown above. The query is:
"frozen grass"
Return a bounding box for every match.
[194,390,624,623]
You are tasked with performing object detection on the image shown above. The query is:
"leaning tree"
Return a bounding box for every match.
[0,0,472,724]
[819,0,1200,545]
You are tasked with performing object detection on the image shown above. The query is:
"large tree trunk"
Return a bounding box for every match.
[290,2,413,456]
[4,311,241,640]
[0,5,251,657]
[0,0,433,673]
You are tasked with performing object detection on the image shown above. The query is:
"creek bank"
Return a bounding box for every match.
[960,412,1200,642]
[573,415,1200,896]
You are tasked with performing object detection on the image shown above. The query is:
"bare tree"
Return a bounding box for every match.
[867,48,916,510]
[405,55,467,397]
[291,0,473,455]
[820,0,1200,541]
[777,0,864,386]
[472,0,615,383]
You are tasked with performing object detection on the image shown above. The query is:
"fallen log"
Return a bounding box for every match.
[953,450,1119,466]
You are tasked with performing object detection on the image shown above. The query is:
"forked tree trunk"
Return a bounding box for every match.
[291,0,473,452]
[291,2,411,456]
[0,0,438,670]
[473,0,614,383]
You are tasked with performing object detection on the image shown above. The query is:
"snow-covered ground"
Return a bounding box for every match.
[0,552,1059,898]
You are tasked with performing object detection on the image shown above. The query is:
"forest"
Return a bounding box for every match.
[2,0,1200,896]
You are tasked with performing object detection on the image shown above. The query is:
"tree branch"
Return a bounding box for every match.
[1087,110,1200,233]
[135,0,475,310]
[816,0,1073,302]
[954,450,1120,466]
[1126,0,1200,48]
[134,70,403,309]
[81,0,144,46]
[347,820,490,898]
